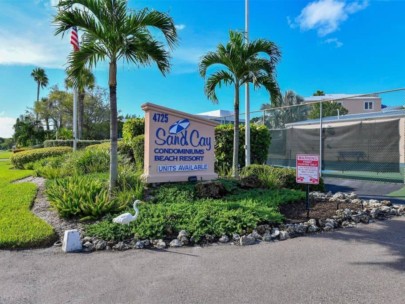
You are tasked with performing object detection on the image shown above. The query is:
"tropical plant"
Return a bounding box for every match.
[308,102,349,119]
[31,67,49,104]
[54,0,178,197]
[65,67,95,139]
[313,90,325,96]
[261,90,308,129]
[199,30,281,177]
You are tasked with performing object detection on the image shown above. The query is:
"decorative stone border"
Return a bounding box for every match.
[78,192,405,252]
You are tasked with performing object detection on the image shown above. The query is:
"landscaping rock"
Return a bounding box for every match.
[218,235,229,243]
[177,230,188,239]
[134,241,144,249]
[195,181,226,198]
[205,234,215,242]
[332,192,345,200]
[271,228,280,239]
[170,239,182,248]
[82,236,93,244]
[381,200,392,206]
[179,236,189,245]
[94,240,107,251]
[83,241,94,252]
[347,192,358,200]
[155,240,166,249]
[240,235,256,246]
[262,231,272,242]
[232,234,240,242]
[256,225,269,235]
[279,231,289,241]
[250,230,262,240]
[307,225,319,233]
[113,242,130,251]
[141,239,150,247]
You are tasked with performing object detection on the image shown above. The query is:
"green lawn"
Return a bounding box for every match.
[0,151,12,159]
[0,161,56,249]
[388,187,405,199]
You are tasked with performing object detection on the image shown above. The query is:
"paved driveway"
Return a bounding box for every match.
[1,217,404,304]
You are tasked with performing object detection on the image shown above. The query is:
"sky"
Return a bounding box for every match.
[1,0,405,137]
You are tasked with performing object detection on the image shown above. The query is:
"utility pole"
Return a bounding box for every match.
[244,0,251,167]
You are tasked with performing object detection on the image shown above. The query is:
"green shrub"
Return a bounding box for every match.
[86,188,304,242]
[44,139,108,149]
[46,175,125,220]
[131,135,144,170]
[63,149,110,175]
[215,124,270,173]
[11,147,72,169]
[117,164,144,197]
[241,164,325,192]
[86,141,134,161]
[123,118,145,142]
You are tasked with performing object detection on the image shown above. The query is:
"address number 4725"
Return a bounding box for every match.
[153,113,168,123]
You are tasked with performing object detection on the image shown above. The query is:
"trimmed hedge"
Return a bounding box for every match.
[131,135,145,171]
[44,140,108,149]
[241,164,325,192]
[86,141,134,161]
[215,124,271,172]
[11,147,72,169]
[123,118,145,142]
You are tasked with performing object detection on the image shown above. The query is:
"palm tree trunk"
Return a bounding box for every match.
[78,90,85,139]
[36,81,40,121]
[108,61,118,198]
[232,84,240,178]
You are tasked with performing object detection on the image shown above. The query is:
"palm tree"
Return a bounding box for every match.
[54,0,177,196]
[199,30,281,177]
[65,67,95,139]
[31,67,49,103]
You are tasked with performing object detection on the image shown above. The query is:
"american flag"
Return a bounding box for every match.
[70,26,79,52]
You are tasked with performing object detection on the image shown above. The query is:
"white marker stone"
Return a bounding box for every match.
[62,230,82,253]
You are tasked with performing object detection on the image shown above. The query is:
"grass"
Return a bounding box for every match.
[0,151,12,160]
[0,160,56,249]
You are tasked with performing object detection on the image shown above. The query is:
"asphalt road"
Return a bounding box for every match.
[1,217,404,304]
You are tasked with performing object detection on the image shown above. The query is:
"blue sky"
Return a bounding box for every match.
[1,0,405,137]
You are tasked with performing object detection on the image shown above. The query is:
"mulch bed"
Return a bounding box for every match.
[279,200,364,222]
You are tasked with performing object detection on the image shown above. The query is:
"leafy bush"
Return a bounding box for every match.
[64,149,110,175]
[122,117,145,142]
[241,164,325,192]
[86,141,134,161]
[131,135,144,170]
[215,124,270,172]
[46,175,126,220]
[11,146,72,169]
[44,139,108,149]
[86,185,305,242]
[117,163,144,198]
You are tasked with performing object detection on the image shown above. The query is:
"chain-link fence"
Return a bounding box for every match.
[220,90,405,183]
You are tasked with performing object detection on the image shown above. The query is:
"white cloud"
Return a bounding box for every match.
[175,24,186,31]
[290,0,368,36]
[324,38,343,47]
[0,117,15,138]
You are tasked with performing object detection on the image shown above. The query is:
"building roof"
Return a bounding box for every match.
[304,94,380,103]
[286,109,405,127]
[195,109,234,117]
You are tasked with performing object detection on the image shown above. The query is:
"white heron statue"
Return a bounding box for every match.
[112,200,142,225]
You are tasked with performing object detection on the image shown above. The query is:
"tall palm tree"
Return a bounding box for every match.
[199,30,281,177]
[65,67,95,139]
[31,67,49,103]
[54,0,177,195]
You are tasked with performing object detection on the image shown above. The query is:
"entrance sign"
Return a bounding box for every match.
[296,154,320,185]
[142,103,218,183]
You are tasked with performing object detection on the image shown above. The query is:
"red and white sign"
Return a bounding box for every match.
[296,154,320,185]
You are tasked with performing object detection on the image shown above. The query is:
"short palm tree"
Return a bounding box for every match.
[199,30,281,177]
[65,67,95,139]
[54,0,177,196]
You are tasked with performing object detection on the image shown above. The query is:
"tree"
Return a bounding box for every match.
[261,90,308,129]
[13,113,45,147]
[199,30,281,177]
[54,0,177,196]
[65,67,95,139]
[313,90,325,96]
[31,67,49,103]
[34,97,53,131]
[308,102,349,119]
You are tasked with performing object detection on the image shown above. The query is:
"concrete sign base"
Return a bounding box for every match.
[62,230,82,253]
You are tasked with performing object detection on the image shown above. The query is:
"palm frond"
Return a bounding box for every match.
[204,70,234,103]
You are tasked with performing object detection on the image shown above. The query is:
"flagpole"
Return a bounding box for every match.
[244,0,251,166]
[70,26,79,152]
